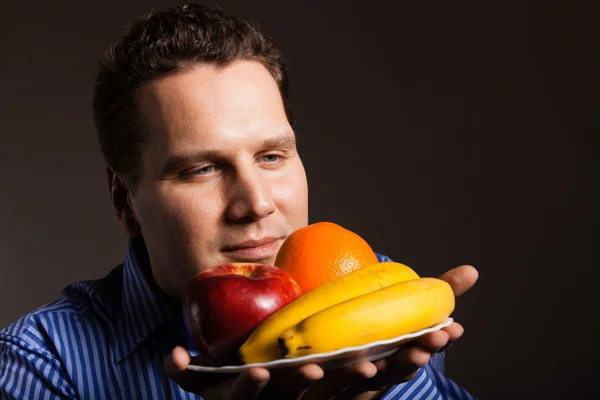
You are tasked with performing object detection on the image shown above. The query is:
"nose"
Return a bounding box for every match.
[226,166,276,223]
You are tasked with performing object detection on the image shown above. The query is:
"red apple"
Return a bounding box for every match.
[183,263,301,366]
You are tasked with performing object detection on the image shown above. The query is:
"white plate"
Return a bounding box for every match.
[187,317,453,373]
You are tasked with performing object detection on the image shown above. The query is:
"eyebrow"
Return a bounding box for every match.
[160,132,297,176]
[260,133,297,151]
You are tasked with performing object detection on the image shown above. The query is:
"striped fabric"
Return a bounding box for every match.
[0,238,476,399]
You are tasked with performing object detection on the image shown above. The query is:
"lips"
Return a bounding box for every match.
[224,237,280,250]
[222,237,284,262]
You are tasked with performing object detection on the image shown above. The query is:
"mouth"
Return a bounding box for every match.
[221,237,284,262]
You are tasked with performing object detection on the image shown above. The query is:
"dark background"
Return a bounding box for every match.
[1,1,597,398]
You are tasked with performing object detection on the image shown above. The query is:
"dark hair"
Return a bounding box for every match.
[92,3,292,191]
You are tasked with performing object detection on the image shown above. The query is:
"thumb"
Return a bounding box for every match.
[163,346,190,378]
[438,265,479,297]
[164,347,269,399]
[164,346,224,394]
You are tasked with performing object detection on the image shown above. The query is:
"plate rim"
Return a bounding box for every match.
[187,317,454,373]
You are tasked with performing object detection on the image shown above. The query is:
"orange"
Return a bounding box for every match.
[275,221,379,293]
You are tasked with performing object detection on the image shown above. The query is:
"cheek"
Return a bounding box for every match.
[272,165,309,222]
[138,186,224,240]
[170,189,223,234]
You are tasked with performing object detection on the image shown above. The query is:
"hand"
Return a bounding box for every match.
[317,264,479,399]
[164,347,327,399]
[164,264,478,399]
[164,346,382,399]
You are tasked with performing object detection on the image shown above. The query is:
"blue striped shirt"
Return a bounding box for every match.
[0,237,476,399]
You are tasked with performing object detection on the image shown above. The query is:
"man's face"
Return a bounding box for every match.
[129,60,309,299]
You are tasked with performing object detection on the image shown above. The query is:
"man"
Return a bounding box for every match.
[0,3,478,399]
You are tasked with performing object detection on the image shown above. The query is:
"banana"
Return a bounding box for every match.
[278,277,454,358]
[238,262,419,364]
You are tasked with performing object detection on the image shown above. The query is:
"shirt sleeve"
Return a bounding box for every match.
[424,363,477,399]
[0,319,77,400]
[381,363,477,400]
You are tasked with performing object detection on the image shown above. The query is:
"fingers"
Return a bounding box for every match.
[438,265,479,297]
[165,347,260,398]
[166,346,191,372]
[369,345,430,389]
[163,346,191,383]
[413,322,463,354]
[374,344,432,381]
[164,346,211,394]
[442,321,464,341]
[260,363,324,400]
[390,345,431,372]
[415,330,450,352]
[310,329,458,399]
[338,347,429,396]
[228,368,270,400]
[437,322,464,353]
[164,348,325,400]
[302,360,378,399]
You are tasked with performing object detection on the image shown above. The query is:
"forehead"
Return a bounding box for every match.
[136,60,290,157]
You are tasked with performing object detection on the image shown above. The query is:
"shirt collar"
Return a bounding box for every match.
[112,236,178,363]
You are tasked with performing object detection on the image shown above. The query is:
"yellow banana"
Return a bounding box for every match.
[278,277,454,358]
[238,262,419,364]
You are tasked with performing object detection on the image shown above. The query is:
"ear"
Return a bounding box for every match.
[106,166,141,236]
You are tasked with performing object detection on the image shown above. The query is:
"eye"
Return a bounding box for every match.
[182,165,216,177]
[260,154,281,163]
[195,165,216,175]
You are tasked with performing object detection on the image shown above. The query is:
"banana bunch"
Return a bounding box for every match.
[238,262,454,363]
